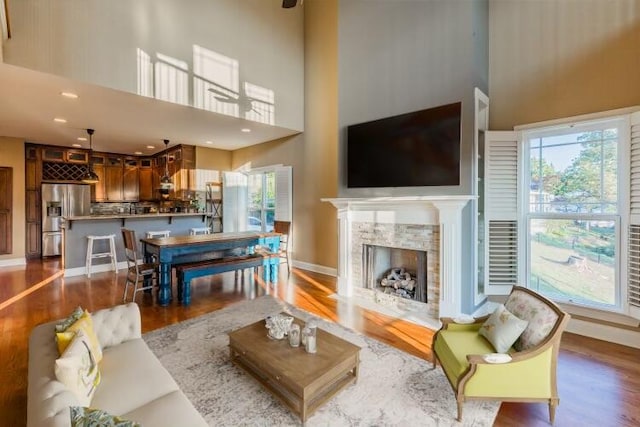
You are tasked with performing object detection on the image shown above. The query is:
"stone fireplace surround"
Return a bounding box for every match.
[322,196,474,319]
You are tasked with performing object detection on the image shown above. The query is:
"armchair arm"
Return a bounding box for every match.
[439,315,488,332]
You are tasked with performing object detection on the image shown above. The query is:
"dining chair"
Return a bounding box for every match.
[121,228,158,302]
[273,220,291,275]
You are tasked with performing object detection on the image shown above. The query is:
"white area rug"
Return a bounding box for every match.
[143,296,499,426]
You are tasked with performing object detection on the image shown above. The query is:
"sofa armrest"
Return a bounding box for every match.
[91,303,141,349]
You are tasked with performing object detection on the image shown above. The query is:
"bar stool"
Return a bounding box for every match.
[189,227,211,235]
[86,234,117,278]
[146,230,171,238]
[145,230,170,264]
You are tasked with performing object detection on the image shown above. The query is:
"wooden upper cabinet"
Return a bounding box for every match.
[26,160,39,190]
[42,148,65,162]
[66,150,89,164]
[105,157,124,201]
[123,158,139,201]
[139,168,154,201]
[90,155,106,202]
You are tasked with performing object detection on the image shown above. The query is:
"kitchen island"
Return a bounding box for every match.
[62,213,210,277]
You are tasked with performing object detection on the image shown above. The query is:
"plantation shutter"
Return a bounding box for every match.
[274,166,292,222]
[222,171,248,232]
[628,112,640,319]
[484,131,521,295]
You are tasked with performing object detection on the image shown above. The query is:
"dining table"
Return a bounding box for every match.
[140,231,281,306]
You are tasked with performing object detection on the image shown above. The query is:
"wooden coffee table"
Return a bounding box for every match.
[228,315,360,423]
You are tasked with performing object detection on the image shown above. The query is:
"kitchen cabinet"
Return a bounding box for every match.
[123,158,139,201]
[42,148,65,162]
[66,150,89,164]
[26,222,41,257]
[139,158,154,201]
[26,190,40,222]
[105,156,124,201]
[90,155,106,202]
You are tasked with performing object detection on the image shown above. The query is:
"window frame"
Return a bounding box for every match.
[247,170,275,232]
[521,116,630,313]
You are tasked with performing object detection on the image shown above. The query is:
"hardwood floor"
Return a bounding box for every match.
[2,260,639,426]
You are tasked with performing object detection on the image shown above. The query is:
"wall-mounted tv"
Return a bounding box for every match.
[347,102,461,188]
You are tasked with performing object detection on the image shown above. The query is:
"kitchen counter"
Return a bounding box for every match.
[62,213,212,276]
[63,212,211,229]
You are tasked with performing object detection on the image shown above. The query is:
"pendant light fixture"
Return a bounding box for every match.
[80,128,100,184]
[159,139,173,199]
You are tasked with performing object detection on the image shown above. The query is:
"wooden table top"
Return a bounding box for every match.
[140,231,280,247]
[228,315,361,388]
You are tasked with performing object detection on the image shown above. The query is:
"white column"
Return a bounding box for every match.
[336,205,352,296]
[432,200,470,318]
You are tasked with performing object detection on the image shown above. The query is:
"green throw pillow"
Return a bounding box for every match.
[478,304,528,353]
[55,306,85,333]
[70,406,142,427]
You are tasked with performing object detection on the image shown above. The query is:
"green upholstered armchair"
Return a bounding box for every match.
[432,286,570,424]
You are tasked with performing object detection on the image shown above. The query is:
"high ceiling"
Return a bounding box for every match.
[0,63,301,155]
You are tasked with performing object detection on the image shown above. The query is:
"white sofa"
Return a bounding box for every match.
[27,303,208,427]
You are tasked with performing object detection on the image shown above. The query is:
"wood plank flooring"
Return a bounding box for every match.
[1,260,639,426]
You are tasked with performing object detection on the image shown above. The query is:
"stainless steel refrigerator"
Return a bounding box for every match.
[42,183,91,257]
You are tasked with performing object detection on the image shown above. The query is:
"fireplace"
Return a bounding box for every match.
[362,244,428,303]
[322,195,474,318]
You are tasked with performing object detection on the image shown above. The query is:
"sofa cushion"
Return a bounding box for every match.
[505,289,559,351]
[479,304,528,353]
[91,338,180,415]
[70,406,141,427]
[121,390,208,427]
[54,330,101,407]
[434,329,497,386]
[55,307,84,333]
[56,311,103,363]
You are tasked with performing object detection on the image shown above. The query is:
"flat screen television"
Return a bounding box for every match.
[347,102,461,188]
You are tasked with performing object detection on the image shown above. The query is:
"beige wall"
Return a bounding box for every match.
[232,0,339,270]
[489,0,640,129]
[195,146,232,172]
[0,137,25,261]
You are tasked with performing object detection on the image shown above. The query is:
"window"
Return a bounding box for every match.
[248,171,275,232]
[524,118,626,310]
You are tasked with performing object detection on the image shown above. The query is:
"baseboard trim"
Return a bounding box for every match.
[567,317,640,349]
[0,257,27,267]
[291,260,337,277]
[64,261,127,278]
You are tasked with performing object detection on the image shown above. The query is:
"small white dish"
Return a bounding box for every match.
[482,353,512,364]
[453,315,475,324]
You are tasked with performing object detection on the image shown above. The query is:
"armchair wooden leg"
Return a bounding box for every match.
[549,398,559,424]
[456,397,463,422]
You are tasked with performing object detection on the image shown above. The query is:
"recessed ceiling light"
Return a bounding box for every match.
[60,92,78,99]
[72,143,82,148]
[146,145,155,149]
[134,151,143,155]
[77,137,87,141]
[241,128,251,133]
[205,141,213,144]
[53,118,67,123]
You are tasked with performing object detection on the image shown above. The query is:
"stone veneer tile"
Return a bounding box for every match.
[351,222,440,317]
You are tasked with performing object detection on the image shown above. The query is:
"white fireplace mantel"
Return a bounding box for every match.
[322,195,476,318]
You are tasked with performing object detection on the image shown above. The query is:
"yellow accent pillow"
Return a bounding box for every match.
[55,329,101,406]
[56,310,103,363]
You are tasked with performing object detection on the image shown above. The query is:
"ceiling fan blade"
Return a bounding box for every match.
[213,96,238,104]
[282,0,297,8]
